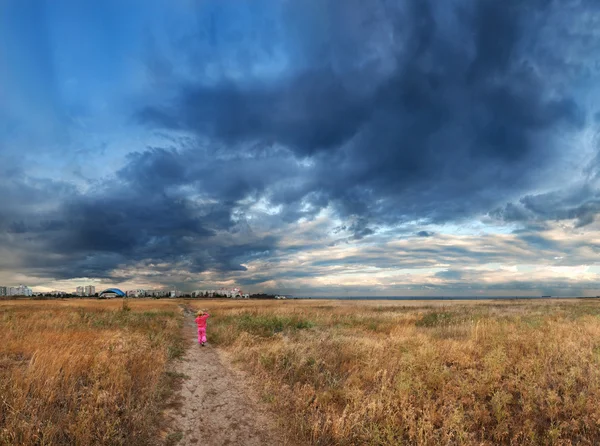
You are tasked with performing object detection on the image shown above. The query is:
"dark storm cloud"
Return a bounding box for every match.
[139,0,587,234]
[0,148,280,280]
[139,69,369,155]
[492,186,600,228]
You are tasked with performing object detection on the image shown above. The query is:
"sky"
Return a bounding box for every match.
[2,0,600,296]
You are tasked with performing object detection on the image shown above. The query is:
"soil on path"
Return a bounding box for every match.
[164,309,296,446]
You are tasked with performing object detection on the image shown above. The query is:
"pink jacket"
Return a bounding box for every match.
[195,314,210,328]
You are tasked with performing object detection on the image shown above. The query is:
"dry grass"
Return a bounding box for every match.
[5,297,600,445]
[0,299,184,445]
[191,298,600,445]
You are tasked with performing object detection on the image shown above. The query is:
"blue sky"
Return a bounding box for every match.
[2,0,600,296]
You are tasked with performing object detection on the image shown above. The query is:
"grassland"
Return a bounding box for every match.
[192,298,600,445]
[4,298,600,445]
[0,299,184,446]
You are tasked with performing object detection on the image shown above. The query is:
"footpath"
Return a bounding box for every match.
[164,308,296,446]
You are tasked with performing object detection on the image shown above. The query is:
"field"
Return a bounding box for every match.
[4,298,600,445]
[193,298,600,445]
[0,299,184,445]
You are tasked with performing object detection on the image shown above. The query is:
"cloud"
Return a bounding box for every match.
[492,185,600,228]
[138,0,586,232]
[434,270,463,280]
[0,147,279,281]
[1,0,600,293]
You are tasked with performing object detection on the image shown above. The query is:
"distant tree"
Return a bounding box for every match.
[250,293,276,299]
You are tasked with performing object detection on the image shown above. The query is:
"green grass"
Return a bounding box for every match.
[211,312,314,344]
[416,311,456,327]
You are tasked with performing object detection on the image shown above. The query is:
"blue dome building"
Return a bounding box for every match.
[98,288,126,298]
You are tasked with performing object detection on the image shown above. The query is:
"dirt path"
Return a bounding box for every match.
[164,309,295,446]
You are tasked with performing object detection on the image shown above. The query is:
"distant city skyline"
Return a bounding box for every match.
[0,282,255,297]
[0,280,597,299]
[0,285,33,297]
[2,2,600,296]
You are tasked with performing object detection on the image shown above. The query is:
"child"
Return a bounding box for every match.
[195,310,210,346]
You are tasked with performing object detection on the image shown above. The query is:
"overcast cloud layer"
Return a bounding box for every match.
[2,0,600,296]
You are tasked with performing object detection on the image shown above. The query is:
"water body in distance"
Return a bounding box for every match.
[294,296,585,300]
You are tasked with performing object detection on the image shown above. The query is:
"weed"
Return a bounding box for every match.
[168,342,186,360]
[415,311,455,327]
[164,430,183,446]
[213,313,314,340]
[165,371,190,380]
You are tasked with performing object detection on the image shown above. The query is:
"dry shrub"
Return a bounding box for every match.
[0,299,183,445]
[197,299,600,445]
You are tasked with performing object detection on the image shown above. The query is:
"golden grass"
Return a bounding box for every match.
[191,299,600,445]
[0,299,184,445]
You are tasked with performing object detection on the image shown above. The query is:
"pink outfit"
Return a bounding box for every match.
[195,314,210,343]
[197,327,207,344]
